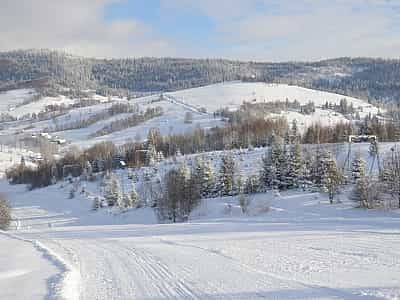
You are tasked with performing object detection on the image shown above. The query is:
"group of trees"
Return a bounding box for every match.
[90,106,163,137]
[97,172,140,210]
[2,50,400,105]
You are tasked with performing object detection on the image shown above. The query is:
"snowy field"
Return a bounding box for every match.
[0,84,397,300]
[166,82,379,117]
[1,180,400,300]
[1,142,400,300]
[0,89,36,113]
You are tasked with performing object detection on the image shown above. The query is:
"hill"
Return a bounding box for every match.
[1,50,400,104]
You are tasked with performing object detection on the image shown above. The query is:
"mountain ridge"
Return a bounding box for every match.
[1,49,400,104]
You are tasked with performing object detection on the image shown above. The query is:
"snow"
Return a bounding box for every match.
[1,141,400,300]
[0,232,59,300]
[0,89,36,113]
[1,83,380,150]
[0,145,37,178]
[166,81,379,117]
[0,84,398,300]
[8,95,76,118]
[2,183,400,300]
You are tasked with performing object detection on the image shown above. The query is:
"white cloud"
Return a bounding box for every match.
[0,0,178,58]
[1,0,399,60]
[163,0,400,61]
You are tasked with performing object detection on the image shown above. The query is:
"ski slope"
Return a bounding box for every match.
[1,151,400,300]
[0,232,59,300]
[166,82,379,116]
[0,89,36,114]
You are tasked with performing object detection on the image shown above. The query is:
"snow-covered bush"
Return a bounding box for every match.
[0,195,12,230]
[239,194,251,213]
[351,176,383,209]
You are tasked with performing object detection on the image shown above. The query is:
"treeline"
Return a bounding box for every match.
[303,116,400,144]
[46,102,155,132]
[89,106,163,137]
[6,112,400,190]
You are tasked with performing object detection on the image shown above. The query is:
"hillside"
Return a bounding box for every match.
[0,82,380,150]
[1,50,400,104]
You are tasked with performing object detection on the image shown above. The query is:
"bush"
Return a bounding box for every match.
[0,195,12,230]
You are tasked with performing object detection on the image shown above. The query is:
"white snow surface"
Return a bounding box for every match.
[1,142,400,300]
[0,89,36,113]
[166,82,379,117]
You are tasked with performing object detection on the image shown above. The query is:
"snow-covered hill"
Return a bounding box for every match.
[0,89,36,114]
[0,82,381,150]
[166,82,378,116]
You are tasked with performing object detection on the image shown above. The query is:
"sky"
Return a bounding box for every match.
[1,0,400,61]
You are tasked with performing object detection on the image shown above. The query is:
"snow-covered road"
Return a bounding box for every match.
[11,218,400,300]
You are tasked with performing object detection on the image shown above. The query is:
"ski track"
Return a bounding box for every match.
[14,225,400,300]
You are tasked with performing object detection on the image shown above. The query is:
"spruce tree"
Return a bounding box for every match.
[218,153,236,196]
[260,147,276,190]
[351,155,366,183]
[321,152,343,204]
[104,173,122,207]
[287,143,303,189]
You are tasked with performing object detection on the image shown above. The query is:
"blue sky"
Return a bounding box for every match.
[1,0,400,61]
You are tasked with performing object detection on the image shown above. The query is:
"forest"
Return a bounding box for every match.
[1,50,400,105]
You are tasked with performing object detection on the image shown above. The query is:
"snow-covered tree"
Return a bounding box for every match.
[244,175,259,195]
[145,143,157,166]
[193,156,215,198]
[351,155,366,183]
[351,176,382,209]
[92,197,102,210]
[321,152,343,204]
[239,193,251,213]
[286,143,303,189]
[0,196,11,230]
[104,173,122,207]
[259,147,276,190]
[218,153,236,196]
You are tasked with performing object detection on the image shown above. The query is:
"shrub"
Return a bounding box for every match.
[0,195,12,230]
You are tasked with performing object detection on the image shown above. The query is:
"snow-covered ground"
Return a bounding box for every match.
[166,82,379,116]
[1,179,400,300]
[0,232,59,300]
[0,83,397,300]
[1,82,380,150]
[1,142,400,300]
[0,89,36,113]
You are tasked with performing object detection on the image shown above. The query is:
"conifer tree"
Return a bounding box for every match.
[286,143,303,189]
[104,172,122,207]
[218,153,236,196]
[321,152,343,204]
[351,155,366,183]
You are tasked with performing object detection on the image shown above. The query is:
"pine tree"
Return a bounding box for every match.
[260,147,276,190]
[129,185,140,208]
[321,152,343,204]
[286,143,303,189]
[193,156,215,198]
[291,119,299,144]
[351,176,381,209]
[351,155,366,183]
[145,143,157,166]
[218,153,236,196]
[92,197,102,210]
[104,172,122,207]
[244,175,259,194]
[311,147,325,187]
